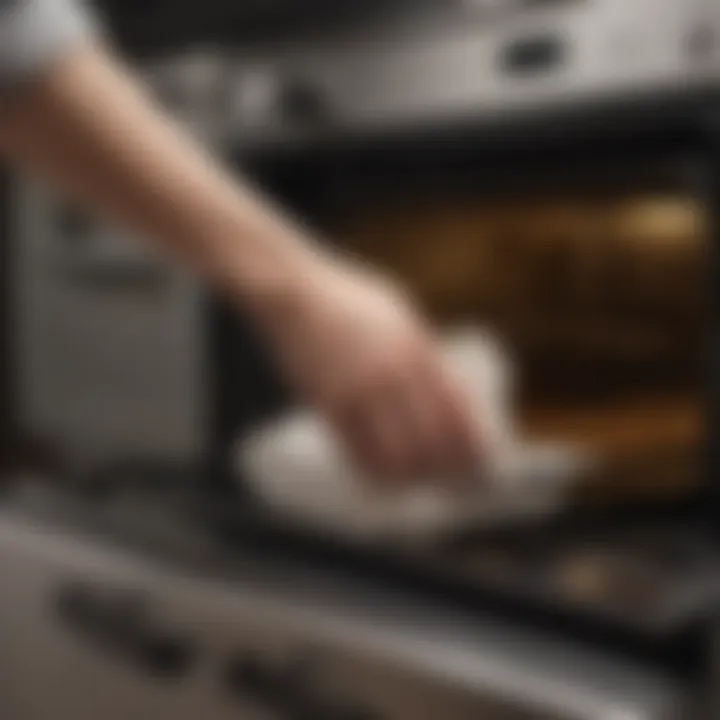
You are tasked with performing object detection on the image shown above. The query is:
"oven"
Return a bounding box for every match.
[11,0,720,477]
[200,119,719,705]
[4,2,720,717]
[205,3,720,709]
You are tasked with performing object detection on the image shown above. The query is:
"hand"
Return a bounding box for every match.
[256,256,482,486]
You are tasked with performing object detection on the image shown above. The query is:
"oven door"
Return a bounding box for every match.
[219,112,712,516]
[209,111,717,672]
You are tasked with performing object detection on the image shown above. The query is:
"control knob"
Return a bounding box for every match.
[278,77,329,126]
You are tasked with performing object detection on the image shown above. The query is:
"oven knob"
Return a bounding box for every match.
[224,653,281,698]
[687,24,716,63]
[55,583,196,680]
[279,79,328,126]
[137,633,197,679]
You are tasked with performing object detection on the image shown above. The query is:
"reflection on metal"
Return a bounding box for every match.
[0,511,689,719]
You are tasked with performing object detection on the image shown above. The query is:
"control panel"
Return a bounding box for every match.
[221,0,720,147]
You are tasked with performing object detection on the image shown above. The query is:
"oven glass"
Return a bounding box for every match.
[322,188,709,626]
[330,192,706,506]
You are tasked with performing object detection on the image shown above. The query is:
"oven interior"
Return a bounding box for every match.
[331,190,707,618]
[209,133,717,676]
[332,186,703,508]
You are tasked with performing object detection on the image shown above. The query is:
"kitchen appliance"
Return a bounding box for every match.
[12,0,720,472]
[0,479,692,720]
[209,114,718,694]
[5,1,720,714]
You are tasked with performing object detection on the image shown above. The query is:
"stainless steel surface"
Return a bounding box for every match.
[11,178,209,468]
[11,51,235,469]
[223,0,720,147]
[0,510,685,720]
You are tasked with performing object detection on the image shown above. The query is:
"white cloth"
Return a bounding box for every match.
[238,328,592,543]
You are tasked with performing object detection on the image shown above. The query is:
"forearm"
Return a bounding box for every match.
[0,11,480,480]
[0,42,324,315]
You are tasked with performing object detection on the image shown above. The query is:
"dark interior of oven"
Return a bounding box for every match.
[210,123,716,674]
[331,189,703,507]
[327,161,708,636]
[229,136,707,507]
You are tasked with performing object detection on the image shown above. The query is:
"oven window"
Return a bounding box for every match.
[332,193,706,506]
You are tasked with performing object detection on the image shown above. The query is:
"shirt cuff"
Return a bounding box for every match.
[0,0,98,89]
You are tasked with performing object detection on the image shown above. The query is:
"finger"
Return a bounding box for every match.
[382,361,457,483]
[328,382,413,490]
[357,347,472,486]
[337,346,481,488]
[364,393,418,483]
[420,357,484,484]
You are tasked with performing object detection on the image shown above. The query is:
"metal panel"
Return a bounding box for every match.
[11,179,209,467]
[0,511,687,720]
[223,0,718,147]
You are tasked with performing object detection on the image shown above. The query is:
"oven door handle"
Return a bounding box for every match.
[53,581,196,681]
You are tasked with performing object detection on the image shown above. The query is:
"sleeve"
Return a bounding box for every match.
[0,0,98,89]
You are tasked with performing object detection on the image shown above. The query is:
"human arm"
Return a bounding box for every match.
[0,8,480,482]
